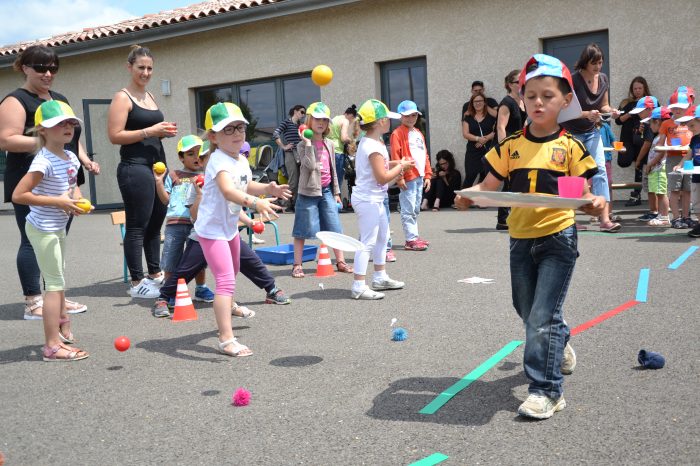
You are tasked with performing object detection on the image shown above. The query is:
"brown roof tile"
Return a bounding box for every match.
[0,0,284,57]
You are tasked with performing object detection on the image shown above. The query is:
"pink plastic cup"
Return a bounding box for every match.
[558,176,585,198]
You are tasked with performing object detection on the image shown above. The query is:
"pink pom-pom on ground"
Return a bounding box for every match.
[232,388,251,406]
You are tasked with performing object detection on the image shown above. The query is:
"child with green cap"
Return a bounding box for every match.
[12,100,92,361]
[350,99,414,300]
[154,135,215,303]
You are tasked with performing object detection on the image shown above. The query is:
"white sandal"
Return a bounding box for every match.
[24,296,43,320]
[216,337,253,357]
[232,303,256,318]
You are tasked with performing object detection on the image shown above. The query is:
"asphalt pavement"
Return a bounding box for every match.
[0,203,698,465]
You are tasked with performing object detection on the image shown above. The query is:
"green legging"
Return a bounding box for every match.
[25,222,66,292]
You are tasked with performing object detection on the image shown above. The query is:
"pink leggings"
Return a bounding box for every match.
[198,236,240,296]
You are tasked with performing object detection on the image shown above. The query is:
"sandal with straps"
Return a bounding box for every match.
[336,261,354,273]
[292,264,305,278]
[24,296,43,320]
[216,337,253,357]
[59,318,75,344]
[232,303,256,318]
[43,343,89,362]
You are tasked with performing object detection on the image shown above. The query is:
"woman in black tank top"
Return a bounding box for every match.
[0,45,95,318]
[107,46,177,296]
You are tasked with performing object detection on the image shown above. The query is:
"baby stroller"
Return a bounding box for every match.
[251,144,275,184]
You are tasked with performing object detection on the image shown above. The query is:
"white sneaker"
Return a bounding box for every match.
[129,279,161,299]
[351,287,385,300]
[371,277,405,291]
[251,234,265,244]
[518,394,566,419]
[561,342,576,375]
[147,274,164,286]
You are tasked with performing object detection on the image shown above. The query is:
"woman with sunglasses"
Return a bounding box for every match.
[108,45,177,299]
[0,45,97,320]
[462,92,496,189]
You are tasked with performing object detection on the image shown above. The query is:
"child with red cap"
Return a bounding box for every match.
[456,54,606,419]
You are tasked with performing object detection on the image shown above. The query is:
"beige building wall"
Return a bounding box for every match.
[1,0,697,203]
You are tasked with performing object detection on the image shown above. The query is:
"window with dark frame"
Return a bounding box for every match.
[380,57,429,151]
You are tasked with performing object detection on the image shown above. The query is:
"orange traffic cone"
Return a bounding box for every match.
[172,278,198,322]
[314,243,336,277]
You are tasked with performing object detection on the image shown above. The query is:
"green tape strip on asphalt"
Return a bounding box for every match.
[419,340,523,415]
[409,452,449,466]
[579,232,684,237]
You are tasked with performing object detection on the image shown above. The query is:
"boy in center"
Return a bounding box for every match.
[457,54,605,419]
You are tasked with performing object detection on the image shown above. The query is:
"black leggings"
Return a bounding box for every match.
[117,162,167,282]
[463,151,486,188]
[158,236,276,300]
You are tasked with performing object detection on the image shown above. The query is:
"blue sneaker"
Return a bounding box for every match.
[194,285,215,303]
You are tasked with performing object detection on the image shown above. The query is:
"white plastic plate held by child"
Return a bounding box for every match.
[315,231,364,252]
[455,190,593,209]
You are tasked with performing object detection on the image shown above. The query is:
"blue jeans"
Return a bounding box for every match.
[571,129,610,202]
[335,152,345,192]
[383,194,392,250]
[292,187,343,239]
[160,223,194,272]
[509,225,578,399]
[399,177,423,241]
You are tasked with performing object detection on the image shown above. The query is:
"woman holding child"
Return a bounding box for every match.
[108,45,177,298]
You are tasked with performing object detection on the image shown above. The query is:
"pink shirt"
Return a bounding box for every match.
[314,140,332,187]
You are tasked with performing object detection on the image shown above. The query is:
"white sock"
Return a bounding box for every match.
[373,270,388,281]
[352,280,366,292]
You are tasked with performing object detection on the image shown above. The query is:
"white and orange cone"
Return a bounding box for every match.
[172,278,198,322]
[314,243,336,277]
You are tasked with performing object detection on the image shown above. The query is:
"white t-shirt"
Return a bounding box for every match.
[353,137,389,203]
[194,148,251,241]
[649,135,665,173]
[408,128,427,176]
[26,147,80,232]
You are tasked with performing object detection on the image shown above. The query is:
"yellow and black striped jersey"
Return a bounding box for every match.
[485,127,598,239]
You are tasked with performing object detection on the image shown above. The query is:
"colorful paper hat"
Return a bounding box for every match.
[668,91,690,109]
[204,102,248,132]
[307,102,331,120]
[674,105,700,123]
[177,135,203,153]
[518,54,581,124]
[397,100,422,116]
[676,86,695,102]
[629,96,659,114]
[518,54,574,91]
[641,106,671,123]
[358,99,400,124]
[199,140,210,156]
[34,100,82,128]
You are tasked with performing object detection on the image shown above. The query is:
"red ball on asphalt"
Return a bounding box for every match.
[114,336,130,352]
[252,221,265,234]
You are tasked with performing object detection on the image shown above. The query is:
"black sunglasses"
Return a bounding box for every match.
[27,64,59,74]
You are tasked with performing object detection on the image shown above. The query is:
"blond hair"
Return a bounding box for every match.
[304,115,330,138]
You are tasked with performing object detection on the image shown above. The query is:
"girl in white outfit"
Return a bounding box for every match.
[350,99,414,300]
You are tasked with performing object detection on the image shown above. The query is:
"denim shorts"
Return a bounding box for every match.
[292,187,343,239]
[160,223,193,272]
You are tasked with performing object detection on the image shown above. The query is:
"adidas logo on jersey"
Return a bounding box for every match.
[510,150,520,159]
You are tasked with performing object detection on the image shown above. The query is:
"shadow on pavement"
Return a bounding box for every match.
[366,369,529,426]
[0,344,42,364]
[290,288,349,301]
[137,328,250,363]
[269,355,323,367]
